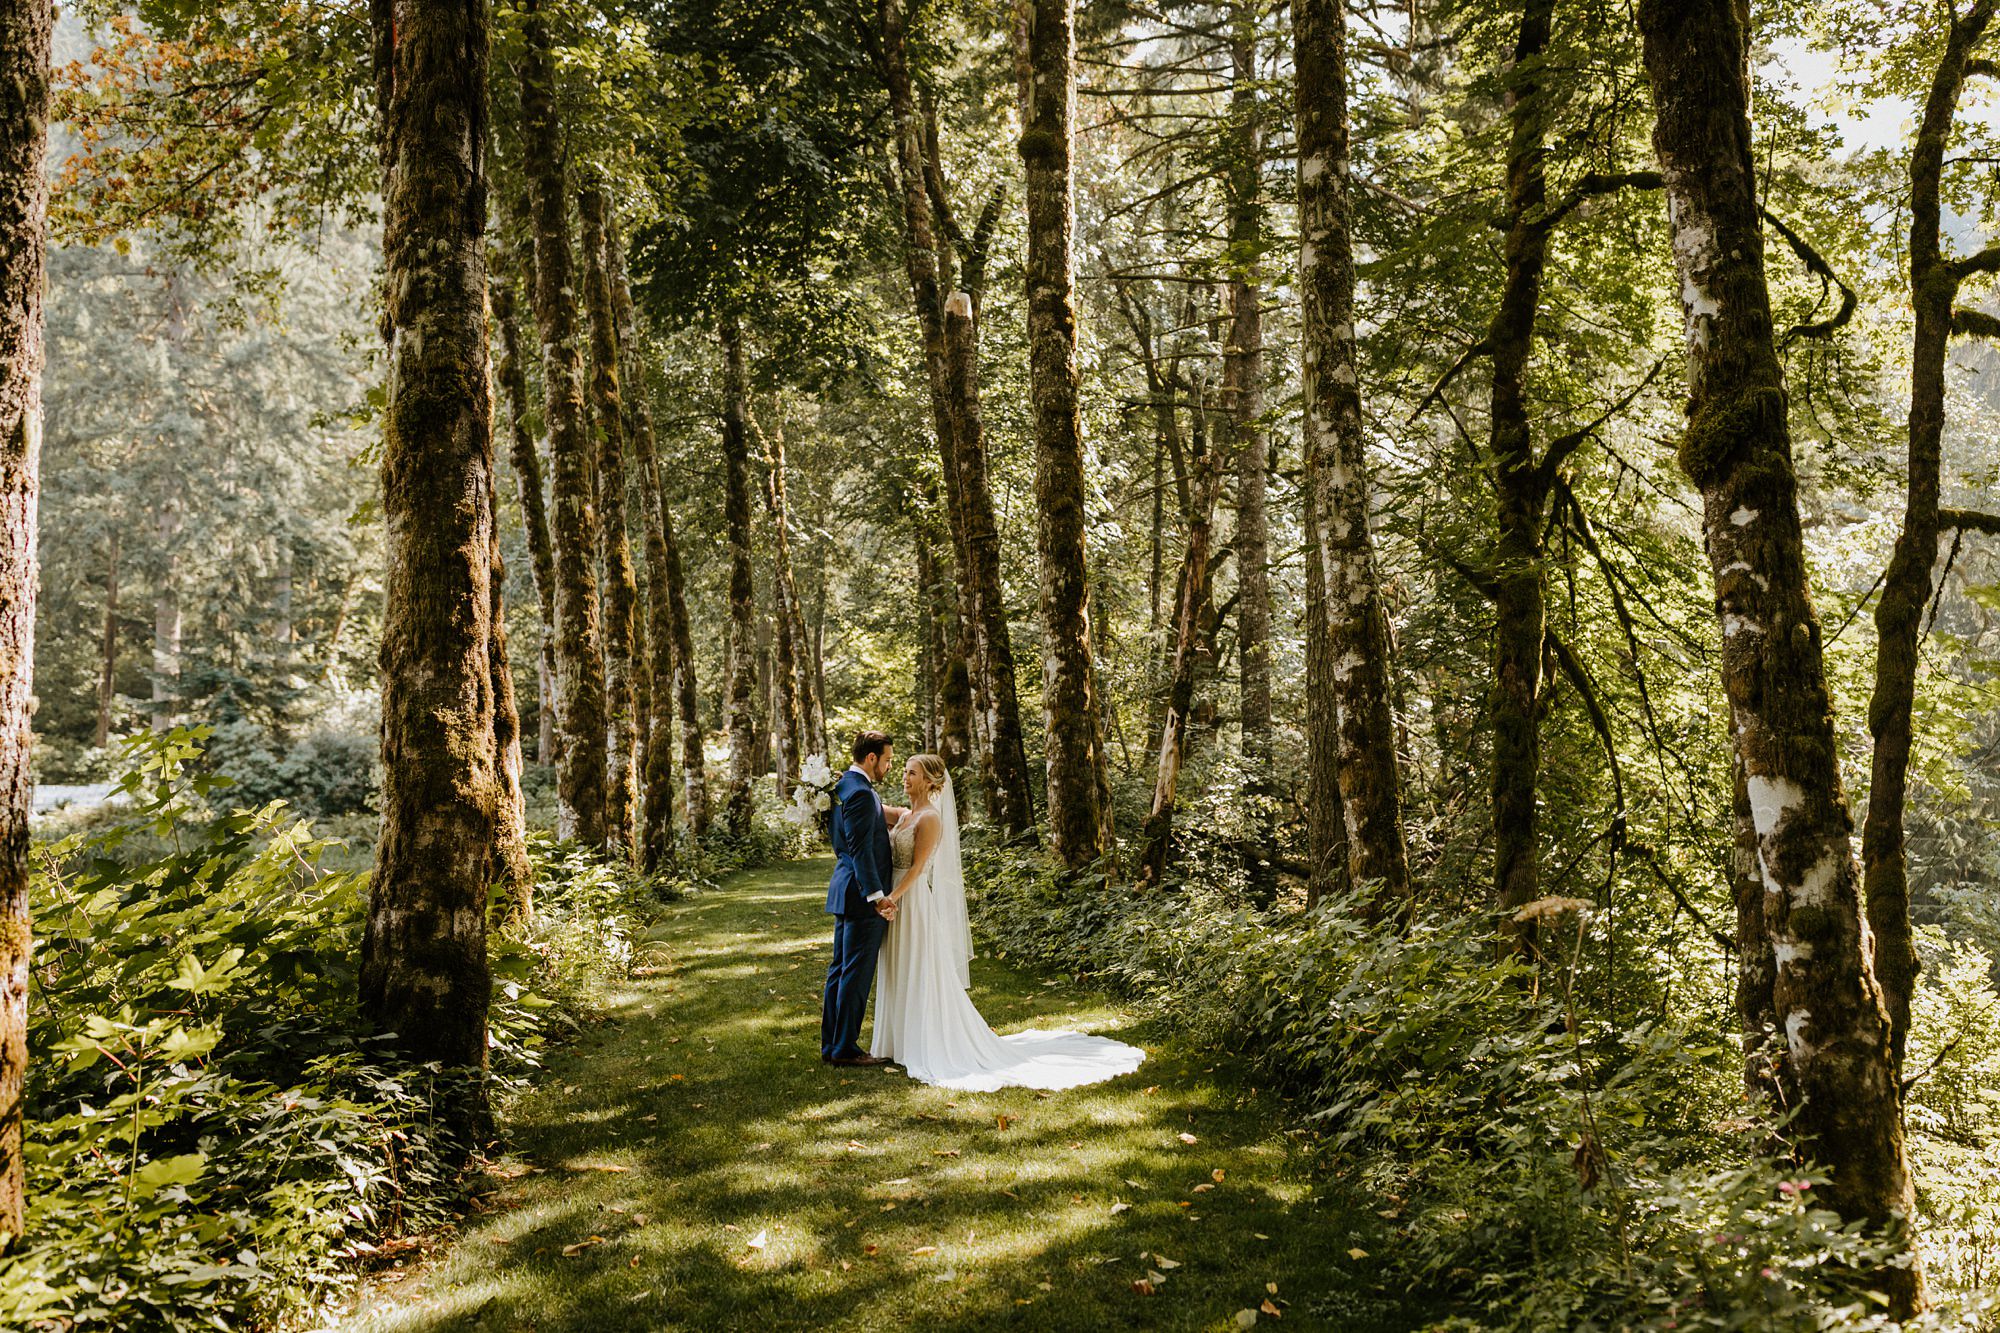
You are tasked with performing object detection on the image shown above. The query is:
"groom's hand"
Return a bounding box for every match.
[876,898,898,920]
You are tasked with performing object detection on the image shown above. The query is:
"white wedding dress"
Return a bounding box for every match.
[869,777,1146,1091]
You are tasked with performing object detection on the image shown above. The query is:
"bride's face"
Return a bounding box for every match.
[902,759,927,803]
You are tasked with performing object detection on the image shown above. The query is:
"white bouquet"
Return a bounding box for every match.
[783,752,839,836]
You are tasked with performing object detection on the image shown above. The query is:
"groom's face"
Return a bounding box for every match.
[864,746,894,783]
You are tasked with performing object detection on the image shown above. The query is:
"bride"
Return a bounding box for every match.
[869,754,1146,1091]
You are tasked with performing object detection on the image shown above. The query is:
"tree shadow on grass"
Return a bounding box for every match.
[342,861,1446,1333]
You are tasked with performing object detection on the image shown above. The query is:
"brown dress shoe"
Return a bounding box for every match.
[829,1053,892,1067]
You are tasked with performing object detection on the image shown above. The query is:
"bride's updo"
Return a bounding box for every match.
[911,753,949,797]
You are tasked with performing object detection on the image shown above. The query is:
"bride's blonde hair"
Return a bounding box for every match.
[910,753,949,796]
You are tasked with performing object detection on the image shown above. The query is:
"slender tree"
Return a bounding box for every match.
[579,182,642,852]
[1862,0,1999,1077]
[1015,0,1112,870]
[0,0,49,1247]
[521,0,608,845]
[755,411,806,788]
[1295,0,1409,902]
[719,312,760,840]
[360,0,498,1129]
[1638,0,1925,1312]
[1224,2,1274,895]
[491,228,560,764]
[94,531,119,748]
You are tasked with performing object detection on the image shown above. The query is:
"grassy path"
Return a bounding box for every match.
[337,859,1418,1332]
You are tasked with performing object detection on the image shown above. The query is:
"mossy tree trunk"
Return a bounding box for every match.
[1862,0,1998,1078]
[491,225,560,765]
[756,412,805,789]
[1015,0,1112,871]
[1295,0,1408,905]
[607,222,689,867]
[579,183,641,855]
[1224,5,1273,897]
[521,0,607,846]
[719,313,760,841]
[361,0,498,1131]
[0,0,49,1247]
[1639,0,1925,1313]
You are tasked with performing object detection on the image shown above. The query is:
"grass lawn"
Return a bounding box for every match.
[332,858,1430,1332]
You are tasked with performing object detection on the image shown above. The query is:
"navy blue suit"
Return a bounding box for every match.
[820,767,894,1060]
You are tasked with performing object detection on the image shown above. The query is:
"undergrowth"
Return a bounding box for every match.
[0,728,698,1331]
[962,839,2000,1332]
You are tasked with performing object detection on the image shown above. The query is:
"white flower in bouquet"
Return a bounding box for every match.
[801,752,835,788]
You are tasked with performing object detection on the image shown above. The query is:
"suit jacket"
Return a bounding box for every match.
[825,767,893,916]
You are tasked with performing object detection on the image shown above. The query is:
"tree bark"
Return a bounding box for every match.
[95,529,119,749]
[0,0,49,1246]
[521,0,607,845]
[491,227,560,765]
[361,0,496,1129]
[755,411,805,790]
[1639,0,1924,1312]
[488,457,533,921]
[1015,0,1111,870]
[719,313,760,840]
[1862,0,1997,1079]
[579,183,641,855]
[1225,7,1274,897]
[1296,0,1409,903]
[1136,436,1225,889]
[945,293,1036,837]
[606,223,687,866]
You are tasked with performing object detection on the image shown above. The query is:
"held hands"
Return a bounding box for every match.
[876,896,899,921]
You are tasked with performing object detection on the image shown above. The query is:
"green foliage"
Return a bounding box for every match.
[0,731,680,1330]
[963,844,1990,1330]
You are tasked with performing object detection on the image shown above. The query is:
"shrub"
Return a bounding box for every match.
[962,843,1990,1331]
[0,728,677,1330]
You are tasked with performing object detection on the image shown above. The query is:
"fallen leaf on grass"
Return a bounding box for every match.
[486,1236,514,1245]
[576,1164,631,1174]
[846,1140,867,1150]
[1347,1247,1369,1260]
[1212,1169,1226,1183]
[1153,1255,1180,1269]
[1192,1184,1214,1193]
[840,1260,853,1271]
[1109,1202,1131,1215]
[1146,1269,1169,1286]
[1037,1281,1053,1291]
[863,1244,879,1256]
[1131,1279,1156,1296]
[933,1148,961,1158]
[1253,1232,1270,1240]
[912,1245,938,1256]
[1236,1311,1260,1329]
[747,1230,769,1251]
[561,1236,608,1256]
[1261,1298,1283,1317]
[1178,1133,1198,1145]
[1267,1282,1279,1295]
[996,1114,1013,1131]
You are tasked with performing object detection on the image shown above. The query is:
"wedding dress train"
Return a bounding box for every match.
[869,779,1145,1091]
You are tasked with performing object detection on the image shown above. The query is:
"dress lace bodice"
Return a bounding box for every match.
[890,818,916,870]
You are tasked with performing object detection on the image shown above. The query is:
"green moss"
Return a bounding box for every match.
[1016,128,1063,166]
[1677,385,1787,488]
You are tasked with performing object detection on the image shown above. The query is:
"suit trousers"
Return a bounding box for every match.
[821,909,889,1060]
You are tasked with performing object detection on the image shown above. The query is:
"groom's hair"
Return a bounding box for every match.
[851,730,894,765]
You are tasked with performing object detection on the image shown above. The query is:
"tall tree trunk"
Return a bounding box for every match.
[1225,6,1274,896]
[1296,0,1409,902]
[1136,439,1224,889]
[945,293,1036,837]
[492,227,560,765]
[755,411,807,789]
[719,313,759,840]
[0,0,49,1246]
[151,497,181,730]
[1486,0,1557,951]
[607,223,687,866]
[1862,0,1998,1078]
[489,463,532,920]
[1639,0,1924,1312]
[361,0,496,1130]
[95,529,119,748]
[1015,0,1111,869]
[579,183,641,855]
[522,0,607,845]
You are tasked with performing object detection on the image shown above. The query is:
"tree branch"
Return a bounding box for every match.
[1406,338,1491,423]
[1535,358,1666,490]
[1951,306,2000,339]
[1760,207,1858,344]
[1940,507,2000,534]
[1533,169,1663,234]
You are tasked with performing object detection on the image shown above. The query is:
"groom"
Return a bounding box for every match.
[820,730,899,1067]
